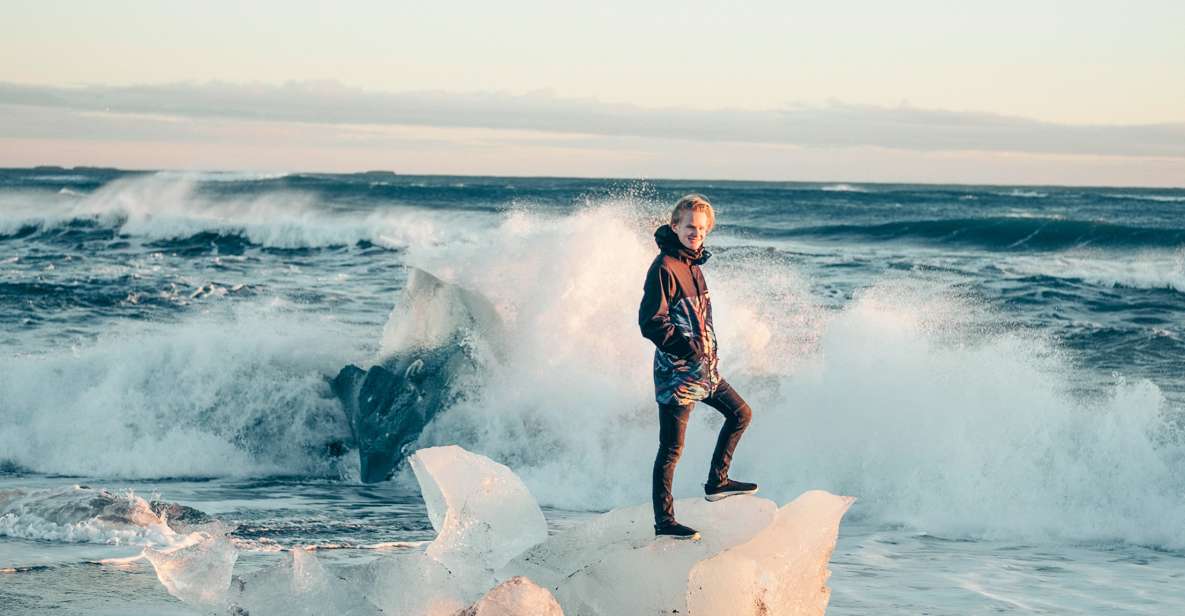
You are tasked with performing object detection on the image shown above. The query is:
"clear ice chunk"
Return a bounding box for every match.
[410,445,549,572]
[688,490,856,616]
[140,444,852,616]
[361,550,491,616]
[457,576,564,616]
[142,527,238,607]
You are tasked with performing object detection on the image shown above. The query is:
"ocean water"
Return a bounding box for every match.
[2,167,1184,614]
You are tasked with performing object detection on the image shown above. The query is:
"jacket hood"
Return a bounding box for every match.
[655,224,711,265]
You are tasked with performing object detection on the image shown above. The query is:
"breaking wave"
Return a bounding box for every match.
[998,189,1048,198]
[0,486,205,545]
[1102,193,1185,203]
[1002,252,1185,294]
[3,187,1184,548]
[0,304,359,479]
[0,173,492,250]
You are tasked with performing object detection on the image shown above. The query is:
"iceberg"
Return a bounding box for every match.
[412,445,852,615]
[330,268,506,483]
[410,444,548,572]
[458,576,564,616]
[359,550,482,616]
[142,444,853,616]
[331,445,549,616]
[508,496,777,615]
[688,490,855,616]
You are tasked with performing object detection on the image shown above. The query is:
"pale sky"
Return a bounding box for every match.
[2,0,1183,186]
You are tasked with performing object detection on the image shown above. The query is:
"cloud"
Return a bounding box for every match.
[2,80,1182,158]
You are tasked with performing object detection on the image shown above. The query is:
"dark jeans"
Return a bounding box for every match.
[652,379,752,525]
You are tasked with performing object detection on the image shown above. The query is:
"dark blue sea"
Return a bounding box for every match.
[2,167,1184,614]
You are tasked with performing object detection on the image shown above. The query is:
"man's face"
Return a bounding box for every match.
[674,210,710,251]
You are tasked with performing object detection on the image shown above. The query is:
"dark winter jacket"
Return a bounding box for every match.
[638,224,721,406]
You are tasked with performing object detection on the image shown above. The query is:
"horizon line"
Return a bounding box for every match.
[4,163,1182,191]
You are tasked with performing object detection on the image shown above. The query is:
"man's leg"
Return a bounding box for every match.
[701,379,753,487]
[652,402,693,525]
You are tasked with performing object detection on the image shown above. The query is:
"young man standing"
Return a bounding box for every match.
[639,194,757,540]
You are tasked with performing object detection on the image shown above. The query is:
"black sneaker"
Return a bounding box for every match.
[654,521,701,541]
[704,479,759,502]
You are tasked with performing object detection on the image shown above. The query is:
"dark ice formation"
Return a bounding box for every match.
[330,342,480,483]
[329,268,504,483]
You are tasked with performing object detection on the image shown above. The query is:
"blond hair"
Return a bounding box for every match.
[669,194,715,232]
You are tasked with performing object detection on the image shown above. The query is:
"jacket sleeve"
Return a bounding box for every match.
[639,261,697,359]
